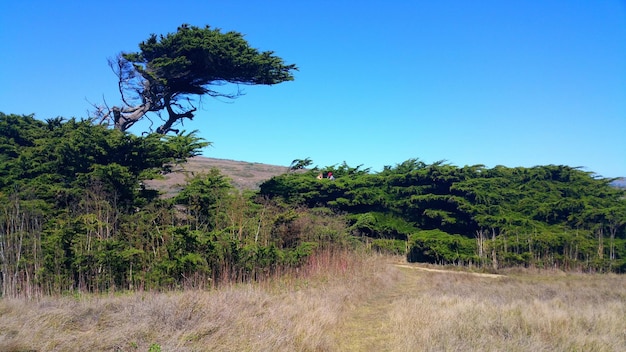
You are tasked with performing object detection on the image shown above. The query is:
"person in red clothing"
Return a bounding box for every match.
[328,172,334,180]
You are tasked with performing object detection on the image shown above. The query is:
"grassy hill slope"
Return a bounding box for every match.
[144,156,290,197]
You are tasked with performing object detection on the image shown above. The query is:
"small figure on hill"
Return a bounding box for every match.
[328,172,335,180]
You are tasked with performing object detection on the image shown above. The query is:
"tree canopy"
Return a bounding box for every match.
[97,24,297,134]
[1,112,626,298]
[0,113,333,296]
[259,159,626,271]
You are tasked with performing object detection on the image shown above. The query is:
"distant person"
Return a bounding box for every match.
[328,172,334,180]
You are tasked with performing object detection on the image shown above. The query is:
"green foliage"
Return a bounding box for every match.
[260,158,626,272]
[1,113,356,296]
[408,230,477,265]
[127,24,296,88]
[107,24,297,134]
[349,212,415,240]
[371,239,406,255]
[2,110,625,297]
[0,113,206,209]
[163,130,211,161]
[289,157,313,171]
[174,168,233,229]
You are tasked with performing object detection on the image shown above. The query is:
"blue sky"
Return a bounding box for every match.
[1,1,625,177]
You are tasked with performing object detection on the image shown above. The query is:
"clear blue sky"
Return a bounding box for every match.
[1,1,625,177]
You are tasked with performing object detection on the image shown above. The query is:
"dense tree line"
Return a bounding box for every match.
[0,113,346,297]
[1,111,625,297]
[259,159,626,272]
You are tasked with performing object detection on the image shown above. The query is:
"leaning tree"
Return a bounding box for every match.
[96,24,297,134]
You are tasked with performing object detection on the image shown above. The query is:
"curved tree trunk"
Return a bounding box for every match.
[157,96,196,134]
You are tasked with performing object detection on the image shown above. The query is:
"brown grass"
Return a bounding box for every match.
[1,255,624,352]
[144,156,290,196]
[384,266,626,352]
[0,251,396,351]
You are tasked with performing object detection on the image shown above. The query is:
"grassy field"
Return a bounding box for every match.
[1,252,624,351]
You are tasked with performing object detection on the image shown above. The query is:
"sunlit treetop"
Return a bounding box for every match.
[97,24,297,134]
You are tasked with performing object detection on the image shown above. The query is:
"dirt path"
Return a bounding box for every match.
[333,263,503,351]
[393,264,504,278]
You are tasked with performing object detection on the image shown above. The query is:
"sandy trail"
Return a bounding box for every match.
[393,263,504,278]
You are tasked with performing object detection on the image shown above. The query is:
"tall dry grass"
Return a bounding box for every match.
[0,250,398,352]
[387,268,626,352]
[0,254,624,351]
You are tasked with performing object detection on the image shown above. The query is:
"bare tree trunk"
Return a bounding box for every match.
[608,224,617,262]
[597,228,604,260]
[475,229,485,268]
[491,228,498,270]
[609,230,615,262]
[0,196,43,298]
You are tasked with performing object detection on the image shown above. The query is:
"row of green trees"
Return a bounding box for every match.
[259,159,626,272]
[0,113,349,298]
[2,111,625,297]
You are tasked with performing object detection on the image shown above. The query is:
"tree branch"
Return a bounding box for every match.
[158,96,196,134]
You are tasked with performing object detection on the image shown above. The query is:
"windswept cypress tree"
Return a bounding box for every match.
[95,24,297,134]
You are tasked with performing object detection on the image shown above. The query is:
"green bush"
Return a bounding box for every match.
[371,239,406,255]
[407,230,477,265]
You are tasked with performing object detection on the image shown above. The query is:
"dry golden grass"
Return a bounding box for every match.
[384,266,626,352]
[144,156,290,195]
[0,251,397,352]
[0,255,624,352]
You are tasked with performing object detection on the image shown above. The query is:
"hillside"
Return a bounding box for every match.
[144,156,290,196]
[612,177,626,189]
